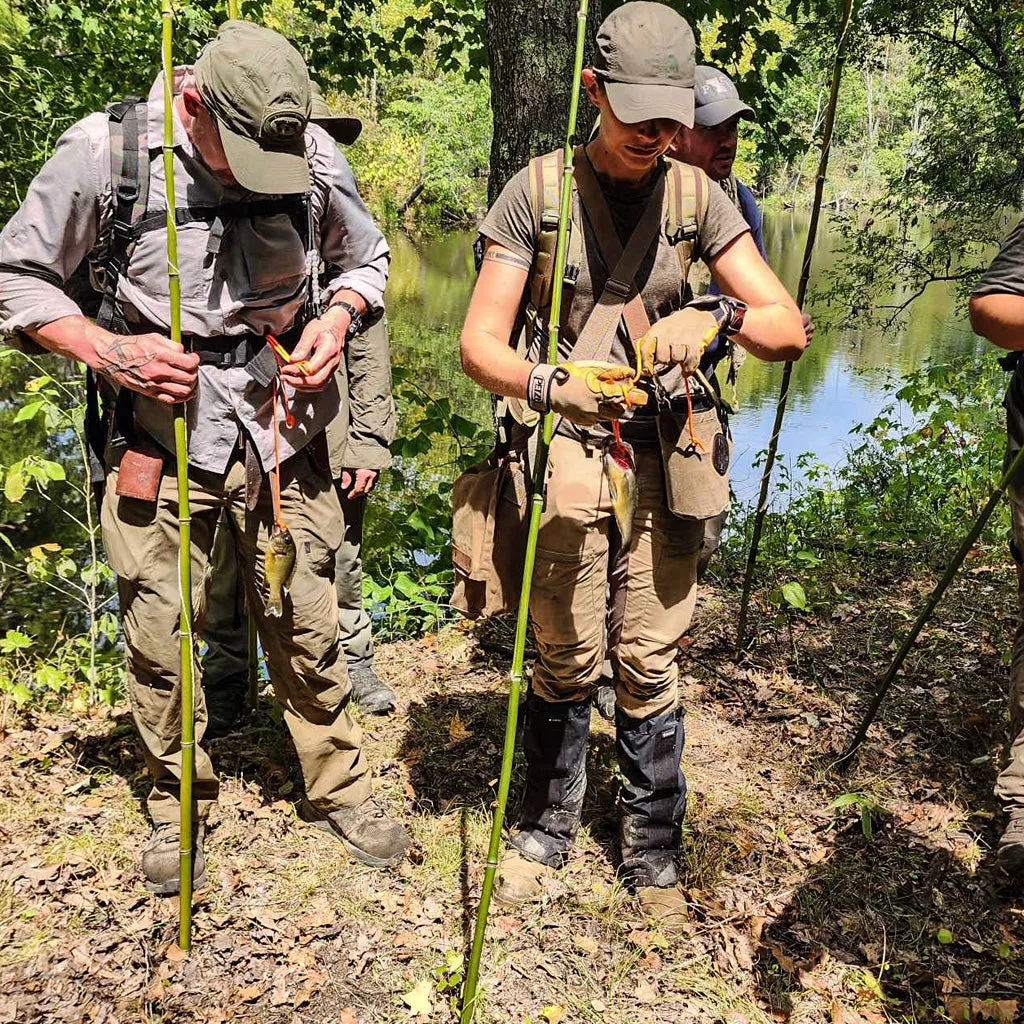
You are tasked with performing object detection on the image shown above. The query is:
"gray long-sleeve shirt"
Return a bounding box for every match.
[0,68,390,473]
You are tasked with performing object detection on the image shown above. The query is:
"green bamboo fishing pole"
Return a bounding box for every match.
[735,0,856,651]
[459,2,589,1020]
[836,441,1024,771]
[160,0,197,952]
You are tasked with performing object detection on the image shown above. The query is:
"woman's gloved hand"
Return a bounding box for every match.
[527,360,647,426]
[638,307,720,375]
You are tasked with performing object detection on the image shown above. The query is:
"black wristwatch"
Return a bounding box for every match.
[717,296,748,336]
[332,299,364,341]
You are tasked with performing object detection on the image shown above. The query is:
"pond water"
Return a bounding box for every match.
[384,211,982,507]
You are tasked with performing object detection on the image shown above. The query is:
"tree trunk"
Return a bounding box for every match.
[485,0,601,205]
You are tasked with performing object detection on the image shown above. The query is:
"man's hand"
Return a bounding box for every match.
[802,313,815,344]
[281,309,348,392]
[527,360,647,427]
[340,468,379,498]
[638,307,719,375]
[94,332,199,404]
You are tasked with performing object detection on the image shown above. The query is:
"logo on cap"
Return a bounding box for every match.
[262,110,305,143]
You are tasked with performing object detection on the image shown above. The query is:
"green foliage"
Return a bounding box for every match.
[815,1,1024,319]
[0,350,121,708]
[345,69,490,229]
[829,792,880,840]
[362,363,491,639]
[726,357,1009,623]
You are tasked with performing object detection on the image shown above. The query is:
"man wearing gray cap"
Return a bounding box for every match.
[669,66,814,579]
[0,20,408,893]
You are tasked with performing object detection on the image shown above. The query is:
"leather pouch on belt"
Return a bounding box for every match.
[114,443,165,502]
[656,409,731,521]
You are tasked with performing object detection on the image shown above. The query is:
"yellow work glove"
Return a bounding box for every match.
[638,307,720,376]
[526,360,648,427]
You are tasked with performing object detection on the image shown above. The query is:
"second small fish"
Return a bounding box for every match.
[603,427,637,547]
[265,523,297,617]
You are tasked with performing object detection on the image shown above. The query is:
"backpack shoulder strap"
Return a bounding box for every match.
[664,157,709,285]
[526,148,582,320]
[97,96,150,332]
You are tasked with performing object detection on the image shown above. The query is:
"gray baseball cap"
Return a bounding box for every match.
[194,20,311,194]
[310,82,362,145]
[694,66,754,127]
[594,2,695,128]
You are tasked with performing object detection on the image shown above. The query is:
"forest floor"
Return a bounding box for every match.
[1,552,1023,1024]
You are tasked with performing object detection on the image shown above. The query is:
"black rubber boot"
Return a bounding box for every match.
[594,659,616,722]
[348,664,397,715]
[202,672,248,741]
[509,695,592,869]
[616,707,686,889]
[594,685,616,723]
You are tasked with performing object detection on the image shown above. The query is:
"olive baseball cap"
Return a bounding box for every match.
[310,82,362,145]
[594,2,695,127]
[194,20,311,194]
[694,66,754,127]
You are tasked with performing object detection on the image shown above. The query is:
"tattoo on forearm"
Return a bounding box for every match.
[483,249,531,271]
[99,335,155,390]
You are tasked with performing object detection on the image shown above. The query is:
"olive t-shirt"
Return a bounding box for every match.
[479,153,749,438]
[972,216,1024,463]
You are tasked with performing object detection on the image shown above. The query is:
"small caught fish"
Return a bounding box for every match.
[603,424,637,547]
[265,523,297,617]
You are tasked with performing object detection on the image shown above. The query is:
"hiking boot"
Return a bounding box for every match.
[348,664,397,715]
[142,821,207,896]
[494,850,553,906]
[617,708,686,890]
[202,672,248,741]
[594,684,616,723]
[300,796,408,866]
[997,806,1024,878]
[638,885,690,935]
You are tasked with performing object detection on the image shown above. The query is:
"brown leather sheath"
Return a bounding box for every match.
[114,444,164,502]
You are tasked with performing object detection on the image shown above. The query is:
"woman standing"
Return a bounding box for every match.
[460,1,806,924]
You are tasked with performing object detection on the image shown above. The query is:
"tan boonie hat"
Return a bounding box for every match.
[594,1,695,128]
[310,82,362,145]
[194,19,311,194]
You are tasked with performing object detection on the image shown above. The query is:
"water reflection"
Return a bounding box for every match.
[384,212,979,504]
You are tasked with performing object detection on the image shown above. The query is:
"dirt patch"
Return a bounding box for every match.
[0,570,1022,1023]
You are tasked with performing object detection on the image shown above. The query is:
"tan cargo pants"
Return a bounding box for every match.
[996,483,1024,811]
[101,447,372,825]
[530,434,704,719]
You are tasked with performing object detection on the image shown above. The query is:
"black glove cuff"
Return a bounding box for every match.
[527,363,568,413]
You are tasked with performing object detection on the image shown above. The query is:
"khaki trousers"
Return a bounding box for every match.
[101,450,372,825]
[996,483,1024,811]
[530,434,703,719]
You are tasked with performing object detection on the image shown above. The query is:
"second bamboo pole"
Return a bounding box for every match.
[735,0,857,651]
